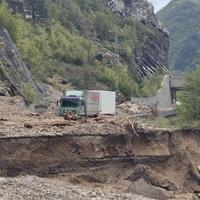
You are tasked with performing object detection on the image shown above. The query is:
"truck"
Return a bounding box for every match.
[58,90,116,116]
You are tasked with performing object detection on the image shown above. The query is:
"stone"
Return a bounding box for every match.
[128,178,169,200]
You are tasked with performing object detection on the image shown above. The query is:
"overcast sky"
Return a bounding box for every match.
[148,0,172,12]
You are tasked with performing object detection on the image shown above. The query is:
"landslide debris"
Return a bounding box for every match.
[0,96,150,137]
[0,96,199,200]
[128,164,178,191]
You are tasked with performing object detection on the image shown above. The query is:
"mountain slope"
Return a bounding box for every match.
[0,0,169,98]
[158,0,200,72]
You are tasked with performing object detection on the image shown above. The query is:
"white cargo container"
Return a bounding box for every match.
[85,90,116,116]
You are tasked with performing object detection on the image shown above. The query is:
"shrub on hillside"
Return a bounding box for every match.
[21,83,37,105]
[178,68,200,120]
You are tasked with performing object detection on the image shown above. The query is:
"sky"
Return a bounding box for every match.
[148,0,172,12]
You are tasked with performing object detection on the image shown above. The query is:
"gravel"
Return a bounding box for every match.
[0,176,155,200]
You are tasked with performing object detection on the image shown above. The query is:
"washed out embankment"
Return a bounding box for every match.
[0,127,199,199]
[0,128,199,180]
[0,132,169,176]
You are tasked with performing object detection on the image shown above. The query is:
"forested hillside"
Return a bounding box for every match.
[158,0,200,72]
[0,0,168,98]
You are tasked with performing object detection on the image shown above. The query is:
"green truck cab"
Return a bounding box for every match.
[58,91,85,116]
[58,96,85,116]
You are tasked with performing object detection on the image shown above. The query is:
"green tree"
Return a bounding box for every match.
[179,68,200,120]
[94,12,115,40]
[21,83,37,105]
[0,2,24,41]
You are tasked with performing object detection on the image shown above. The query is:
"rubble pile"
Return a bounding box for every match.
[117,102,153,117]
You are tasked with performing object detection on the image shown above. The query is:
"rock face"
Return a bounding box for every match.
[0,29,61,106]
[107,0,167,32]
[106,0,169,77]
[0,29,44,98]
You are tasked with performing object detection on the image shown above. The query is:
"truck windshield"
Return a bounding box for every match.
[60,98,80,108]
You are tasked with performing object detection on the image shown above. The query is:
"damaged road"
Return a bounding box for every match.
[0,96,199,200]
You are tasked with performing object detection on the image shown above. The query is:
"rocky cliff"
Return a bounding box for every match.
[107,0,169,77]
[0,29,59,106]
[0,29,43,97]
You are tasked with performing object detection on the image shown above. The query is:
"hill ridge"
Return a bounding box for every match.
[158,0,200,71]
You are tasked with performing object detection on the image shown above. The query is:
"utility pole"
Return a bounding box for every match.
[115,28,119,55]
[31,0,35,19]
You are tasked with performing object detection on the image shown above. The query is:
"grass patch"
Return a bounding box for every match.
[144,115,200,129]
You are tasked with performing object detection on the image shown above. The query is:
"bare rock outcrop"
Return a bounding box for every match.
[106,0,169,77]
[106,0,169,34]
[0,29,44,99]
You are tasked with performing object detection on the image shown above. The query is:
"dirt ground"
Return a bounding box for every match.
[0,96,153,138]
[0,96,199,200]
